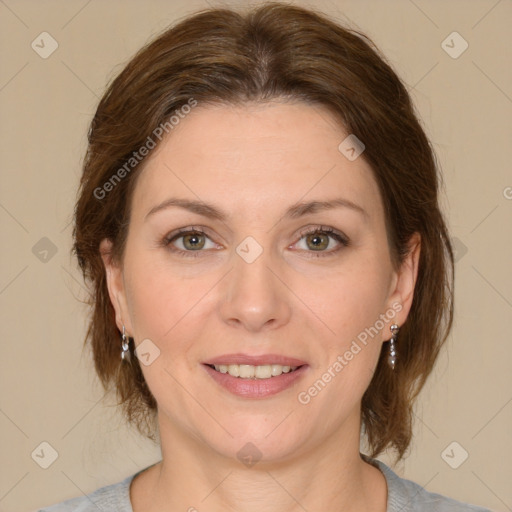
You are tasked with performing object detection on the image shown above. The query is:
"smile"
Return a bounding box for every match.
[203,363,308,399]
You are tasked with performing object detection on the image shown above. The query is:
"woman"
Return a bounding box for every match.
[39,2,493,511]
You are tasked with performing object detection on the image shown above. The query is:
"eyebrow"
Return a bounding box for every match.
[144,197,368,222]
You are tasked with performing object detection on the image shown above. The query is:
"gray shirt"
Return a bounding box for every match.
[38,457,494,511]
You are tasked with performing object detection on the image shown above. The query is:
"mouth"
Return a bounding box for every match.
[205,363,303,379]
[202,354,308,399]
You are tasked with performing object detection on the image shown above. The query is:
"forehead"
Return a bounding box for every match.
[130,101,383,223]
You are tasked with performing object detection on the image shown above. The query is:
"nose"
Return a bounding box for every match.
[218,243,292,333]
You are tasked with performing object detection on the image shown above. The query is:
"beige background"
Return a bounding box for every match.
[1,0,511,511]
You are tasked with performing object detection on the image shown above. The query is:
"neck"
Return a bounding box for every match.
[130,413,387,512]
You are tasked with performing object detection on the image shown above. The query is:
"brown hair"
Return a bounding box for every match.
[73,1,454,461]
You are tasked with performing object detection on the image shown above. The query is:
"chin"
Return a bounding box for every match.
[194,412,312,466]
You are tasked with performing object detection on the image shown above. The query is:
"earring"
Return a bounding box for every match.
[388,324,399,370]
[121,325,131,364]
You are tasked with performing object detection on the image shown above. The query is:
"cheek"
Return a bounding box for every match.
[124,253,215,350]
[296,272,387,418]
[294,250,391,402]
[122,258,214,410]
[301,252,391,344]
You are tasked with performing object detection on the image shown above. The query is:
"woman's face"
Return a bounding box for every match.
[102,101,419,463]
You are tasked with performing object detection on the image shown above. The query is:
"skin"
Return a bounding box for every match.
[100,101,420,512]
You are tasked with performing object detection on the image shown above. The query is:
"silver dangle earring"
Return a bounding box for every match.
[388,324,399,370]
[121,325,131,364]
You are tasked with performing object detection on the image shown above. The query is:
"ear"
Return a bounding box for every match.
[386,232,421,327]
[99,238,134,336]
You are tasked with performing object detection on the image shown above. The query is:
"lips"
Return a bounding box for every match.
[202,353,308,398]
[203,353,307,367]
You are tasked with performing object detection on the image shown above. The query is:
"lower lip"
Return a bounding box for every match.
[203,364,308,399]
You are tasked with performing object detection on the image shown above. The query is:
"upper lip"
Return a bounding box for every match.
[203,353,307,366]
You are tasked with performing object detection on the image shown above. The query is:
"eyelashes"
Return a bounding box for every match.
[294,226,349,256]
[162,225,350,259]
[163,226,217,258]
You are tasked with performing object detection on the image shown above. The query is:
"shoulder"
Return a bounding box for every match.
[366,456,494,512]
[36,473,135,512]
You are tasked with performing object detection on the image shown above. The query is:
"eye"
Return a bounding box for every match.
[162,225,349,259]
[163,227,218,257]
[293,226,349,257]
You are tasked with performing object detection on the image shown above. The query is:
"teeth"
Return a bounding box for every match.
[255,365,271,379]
[239,364,255,378]
[227,364,239,377]
[212,364,299,379]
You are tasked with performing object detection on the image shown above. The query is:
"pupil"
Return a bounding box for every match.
[185,233,204,250]
[309,233,327,250]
